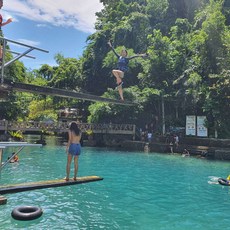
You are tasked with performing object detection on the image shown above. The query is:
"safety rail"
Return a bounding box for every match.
[0,37,49,84]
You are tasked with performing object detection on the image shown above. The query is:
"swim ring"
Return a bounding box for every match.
[11,206,43,221]
[218,178,230,186]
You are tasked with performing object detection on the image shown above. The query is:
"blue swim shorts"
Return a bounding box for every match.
[68,143,81,156]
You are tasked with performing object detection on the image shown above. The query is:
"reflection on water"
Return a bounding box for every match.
[24,134,67,146]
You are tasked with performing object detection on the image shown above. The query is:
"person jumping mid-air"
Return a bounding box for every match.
[108,40,147,101]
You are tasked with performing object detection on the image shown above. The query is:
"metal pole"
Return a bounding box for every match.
[0,36,49,77]
[3,47,34,68]
[0,148,2,178]
[0,148,3,169]
[0,146,24,170]
[7,50,35,59]
[0,37,49,53]
[162,95,165,135]
[133,124,136,140]
[0,39,6,84]
[4,120,8,134]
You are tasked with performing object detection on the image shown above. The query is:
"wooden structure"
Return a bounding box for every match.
[0,120,136,137]
[0,142,103,205]
[0,80,135,106]
[0,176,103,195]
[0,195,7,205]
[0,37,135,106]
[0,141,43,204]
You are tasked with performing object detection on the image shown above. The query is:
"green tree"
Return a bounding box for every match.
[203,70,230,137]
[48,54,84,90]
[28,97,57,121]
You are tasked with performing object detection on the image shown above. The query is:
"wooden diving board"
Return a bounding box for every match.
[0,176,103,194]
[0,80,135,106]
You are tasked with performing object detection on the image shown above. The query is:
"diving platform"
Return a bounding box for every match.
[0,37,135,106]
[0,176,103,195]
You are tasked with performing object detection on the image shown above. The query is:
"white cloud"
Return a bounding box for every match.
[3,0,103,33]
[36,24,51,28]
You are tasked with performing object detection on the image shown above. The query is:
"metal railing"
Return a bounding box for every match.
[0,37,49,84]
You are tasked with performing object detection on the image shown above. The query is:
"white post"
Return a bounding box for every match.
[215,129,218,138]
[0,147,4,175]
[0,148,2,168]
[162,96,165,135]
[4,120,8,134]
[133,124,136,140]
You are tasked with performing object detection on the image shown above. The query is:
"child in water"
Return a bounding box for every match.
[8,152,19,163]
[65,122,82,181]
[108,40,147,101]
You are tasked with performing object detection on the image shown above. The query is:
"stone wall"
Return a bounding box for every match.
[121,138,230,161]
[182,137,230,148]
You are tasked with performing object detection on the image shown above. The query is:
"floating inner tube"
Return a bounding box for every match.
[218,178,230,186]
[11,206,43,221]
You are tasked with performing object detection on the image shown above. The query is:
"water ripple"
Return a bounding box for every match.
[1,147,230,229]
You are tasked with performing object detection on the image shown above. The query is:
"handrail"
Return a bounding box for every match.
[0,37,48,53]
[0,120,136,135]
[6,50,35,59]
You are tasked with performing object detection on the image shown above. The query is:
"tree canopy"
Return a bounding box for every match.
[1,0,230,138]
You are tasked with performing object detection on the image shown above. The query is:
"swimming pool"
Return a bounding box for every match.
[0,136,230,229]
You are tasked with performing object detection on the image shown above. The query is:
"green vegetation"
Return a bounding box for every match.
[8,130,24,141]
[1,0,230,138]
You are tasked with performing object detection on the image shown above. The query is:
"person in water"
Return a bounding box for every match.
[107,40,147,101]
[8,152,19,163]
[0,0,13,62]
[182,148,190,157]
[226,175,230,182]
[65,122,81,181]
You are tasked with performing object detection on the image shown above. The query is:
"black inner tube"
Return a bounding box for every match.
[11,206,43,221]
[218,178,230,186]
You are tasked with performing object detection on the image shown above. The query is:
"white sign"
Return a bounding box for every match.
[186,115,196,136]
[197,116,208,137]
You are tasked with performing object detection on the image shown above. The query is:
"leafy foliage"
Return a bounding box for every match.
[28,97,57,122]
[1,0,230,137]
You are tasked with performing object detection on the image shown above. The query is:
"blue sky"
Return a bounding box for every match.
[2,0,103,70]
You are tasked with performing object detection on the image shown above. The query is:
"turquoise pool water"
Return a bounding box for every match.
[1,137,230,230]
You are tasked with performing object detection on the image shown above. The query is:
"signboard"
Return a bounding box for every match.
[186,115,196,136]
[197,116,208,137]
